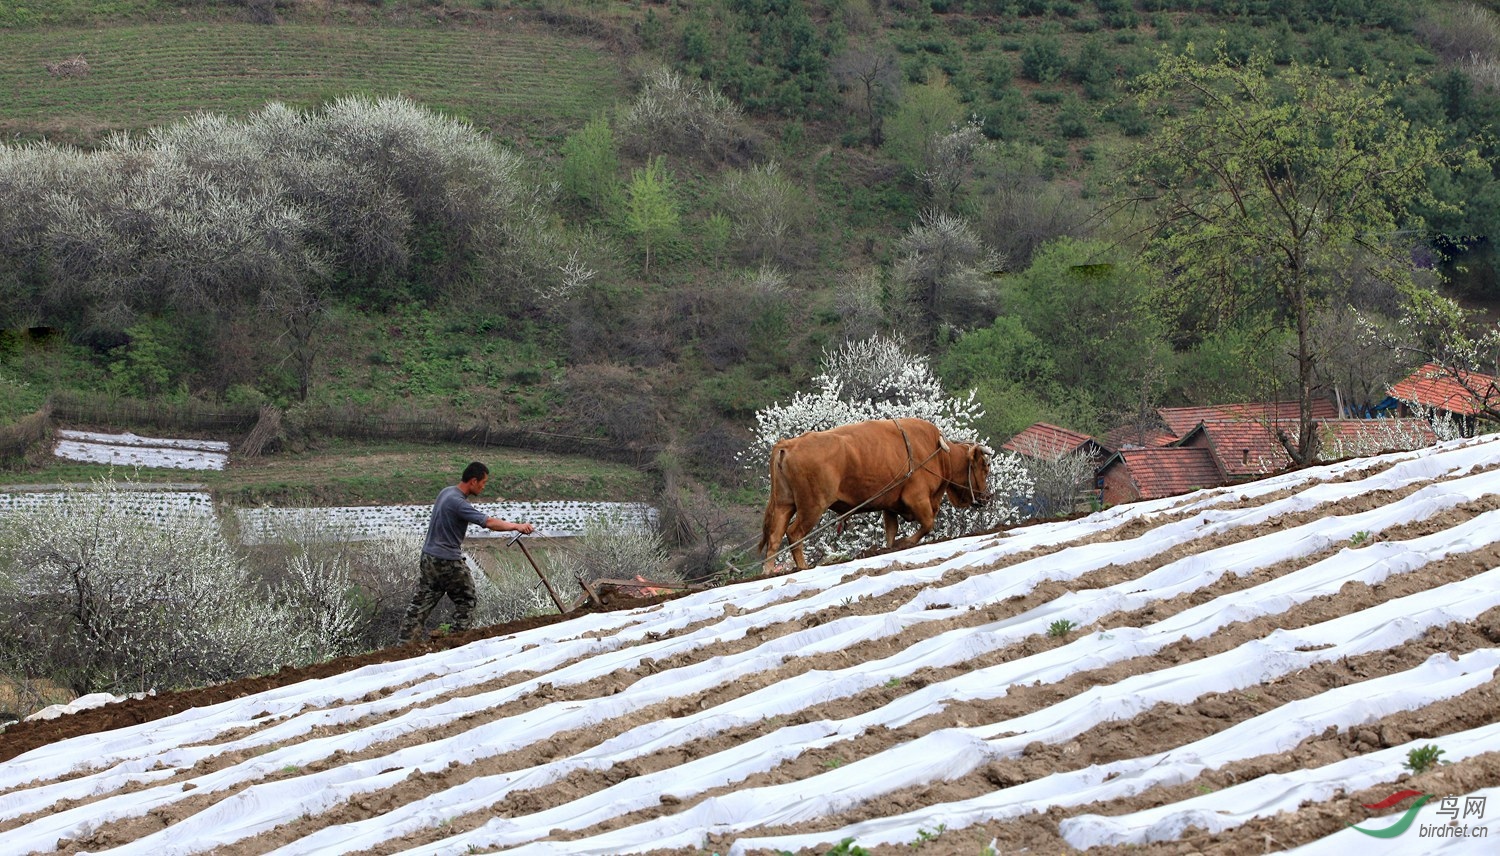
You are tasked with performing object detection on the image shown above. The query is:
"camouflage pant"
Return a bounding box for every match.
[400,553,476,639]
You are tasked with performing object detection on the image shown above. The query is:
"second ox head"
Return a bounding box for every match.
[944,442,994,508]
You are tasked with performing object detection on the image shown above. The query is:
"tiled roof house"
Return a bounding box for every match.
[1097,396,1437,505]
[1388,362,1500,430]
[1158,399,1341,438]
[1101,420,1176,451]
[1173,414,1437,479]
[1009,394,1438,508]
[1002,422,1110,461]
[1098,446,1223,504]
[1175,419,1293,478]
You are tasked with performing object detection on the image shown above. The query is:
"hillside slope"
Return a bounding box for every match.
[4,435,1500,853]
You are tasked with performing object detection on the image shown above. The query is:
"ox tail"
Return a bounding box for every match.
[759,444,790,556]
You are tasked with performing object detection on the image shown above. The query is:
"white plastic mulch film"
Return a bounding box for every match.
[52,429,229,471]
[4,435,1500,854]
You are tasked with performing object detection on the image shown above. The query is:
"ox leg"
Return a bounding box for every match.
[892,499,935,550]
[883,511,900,547]
[784,512,818,570]
[762,504,795,574]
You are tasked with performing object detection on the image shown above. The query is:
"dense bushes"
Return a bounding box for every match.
[0,96,562,353]
[0,478,314,694]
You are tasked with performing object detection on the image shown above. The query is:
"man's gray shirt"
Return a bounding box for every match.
[422,485,489,560]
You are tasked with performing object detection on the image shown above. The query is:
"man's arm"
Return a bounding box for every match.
[484,517,535,535]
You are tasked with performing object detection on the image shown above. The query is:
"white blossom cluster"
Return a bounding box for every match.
[617,68,745,160]
[746,335,1034,566]
[0,478,326,693]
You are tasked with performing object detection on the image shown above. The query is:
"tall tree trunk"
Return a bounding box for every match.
[1293,275,1319,466]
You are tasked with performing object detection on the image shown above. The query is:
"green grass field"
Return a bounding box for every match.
[1,21,628,142]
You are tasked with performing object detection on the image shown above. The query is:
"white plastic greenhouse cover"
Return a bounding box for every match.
[3,434,1500,855]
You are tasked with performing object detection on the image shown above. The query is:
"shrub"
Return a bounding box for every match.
[1413,3,1500,66]
[1021,35,1067,83]
[248,515,423,652]
[973,151,1094,270]
[557,363,667,448]
[718,161,815,267]
[892,212,1005,343]
[617,68,751,163]
[680,264,794,370]
[0,96,563,373]
[0,476,310,694]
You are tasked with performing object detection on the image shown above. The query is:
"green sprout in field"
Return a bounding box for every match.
[1404,744,1447,774]
[909,824,946,847]
[1047,618,1076,638]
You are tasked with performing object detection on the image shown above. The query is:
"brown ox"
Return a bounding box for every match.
[759,417,993,572]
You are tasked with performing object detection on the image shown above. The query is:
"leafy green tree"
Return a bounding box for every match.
[559,115,622,216]
[1003,238,1170,423]
[1120,51,1470,464]
[109,319,176,397]
[622,157,680,277]
[882,75,966,176]
[938,314,1073,441]
[941,238,1169,435]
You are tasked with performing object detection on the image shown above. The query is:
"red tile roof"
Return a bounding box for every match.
[1158,399,1340,438]
[1002,422,1099,459]
[1102,422,1176,450]
[1180,419,1293,478]
[1388,363,1500,417]
[1107,447,1224,500]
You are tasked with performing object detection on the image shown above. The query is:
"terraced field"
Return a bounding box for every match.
[5,436,1500,854]
[1,21,626,140]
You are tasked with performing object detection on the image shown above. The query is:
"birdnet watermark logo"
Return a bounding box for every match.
[1350,790,1489,840]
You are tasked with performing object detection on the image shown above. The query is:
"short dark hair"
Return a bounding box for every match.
[461,461,488,483]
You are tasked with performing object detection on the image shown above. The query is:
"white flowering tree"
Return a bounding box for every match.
[0,477,314,694]
[746,335,1033,567]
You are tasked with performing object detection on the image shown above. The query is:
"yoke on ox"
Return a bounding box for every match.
[759,417,993,572]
